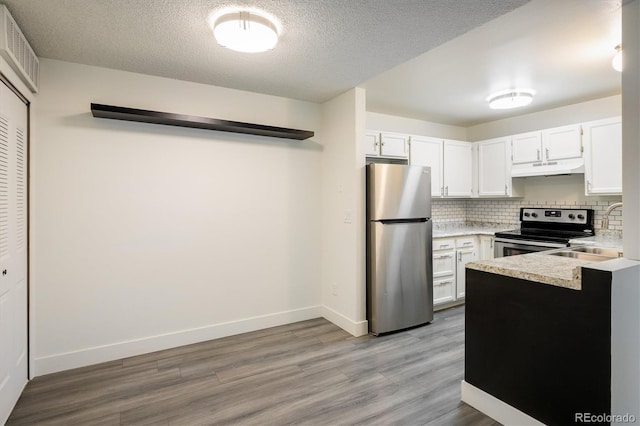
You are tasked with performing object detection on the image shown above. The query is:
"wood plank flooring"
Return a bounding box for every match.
[7,306,500,425]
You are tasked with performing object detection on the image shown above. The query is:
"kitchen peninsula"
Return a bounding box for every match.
[461,250,639,425]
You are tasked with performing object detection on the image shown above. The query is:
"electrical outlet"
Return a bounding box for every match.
[343,209,352,224]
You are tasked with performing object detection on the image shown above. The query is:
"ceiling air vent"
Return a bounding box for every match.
[0,5,38,93]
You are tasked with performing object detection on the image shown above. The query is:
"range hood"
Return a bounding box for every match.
[511,159,585,177]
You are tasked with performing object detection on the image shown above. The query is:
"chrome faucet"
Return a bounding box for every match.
[601,202,623,229]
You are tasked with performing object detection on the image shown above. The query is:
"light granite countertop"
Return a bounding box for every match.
[433,222,513,239]
[466,251,605,291]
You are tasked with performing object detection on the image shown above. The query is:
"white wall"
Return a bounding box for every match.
[622,0,640,261]
[30,59,324,375]
[320,88,368,336]
[366,111,467,140]
[608,260,640,424]
[467,95,621,141]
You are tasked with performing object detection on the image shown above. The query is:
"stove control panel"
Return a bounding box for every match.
[521,208,590,225]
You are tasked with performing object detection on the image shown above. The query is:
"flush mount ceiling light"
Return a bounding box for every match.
[212,11,278,53]
[487,90,535,110]
[612,44,622,72]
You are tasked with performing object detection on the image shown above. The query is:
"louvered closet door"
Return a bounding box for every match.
[0,81,28,425]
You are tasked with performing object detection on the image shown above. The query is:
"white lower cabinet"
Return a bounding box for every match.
[432,238,456,305]
[479,235,495,260]
[432,236,479,308]
[454,237,478,300]
[433,278,455,305]
[433,235,493,309]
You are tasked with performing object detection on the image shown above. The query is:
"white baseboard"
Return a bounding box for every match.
[32,305,322,377]
[461,380,545,426]
[321,305,368,337]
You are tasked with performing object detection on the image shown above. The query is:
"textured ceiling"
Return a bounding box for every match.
[2,0,529,104]
[363,0,623,126]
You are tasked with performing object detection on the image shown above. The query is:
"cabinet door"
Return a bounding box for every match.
[479,236,495,260]
[380,132,409,158]
[364,131,380,157]
[543,124,582,161]
[443,140,473,197]
[434,278,455,305]
[0,82,28,426]
[512,131,542,164]
[478,137,510,196]
[583,117,622,195]
[433,251,455,278]
[456,249,478,299]
[410,136,443,197]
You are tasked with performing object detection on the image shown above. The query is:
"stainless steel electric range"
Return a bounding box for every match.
[494,207,595,258]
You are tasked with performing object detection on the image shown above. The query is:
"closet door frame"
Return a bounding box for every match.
[0,71,30,426]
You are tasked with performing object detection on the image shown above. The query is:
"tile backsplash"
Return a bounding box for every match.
[433,198,623,233]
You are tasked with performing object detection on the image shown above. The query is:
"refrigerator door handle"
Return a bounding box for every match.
[377,218,428,225]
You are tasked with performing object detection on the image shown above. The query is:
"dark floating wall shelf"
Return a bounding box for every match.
[90,103,315,140]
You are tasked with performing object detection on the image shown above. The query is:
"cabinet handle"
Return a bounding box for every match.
[504,184,508,195]
[458,252,462,261]
[537,149,541,161]
[490,239,494,249]
[436,254,453,259]
[2,269,6,276]
[587,180,592,192]
[445,186,449,196]
[441,186,444,196]
[545,147,549,159]
[463,241,472,246]
[439,244,449,248]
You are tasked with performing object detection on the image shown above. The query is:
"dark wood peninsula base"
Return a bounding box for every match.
[464,268,613,425]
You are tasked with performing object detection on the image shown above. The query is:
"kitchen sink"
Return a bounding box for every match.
[545,246,622,262]
[569,246,622,257]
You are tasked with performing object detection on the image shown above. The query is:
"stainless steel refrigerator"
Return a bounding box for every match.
[366,163,433,335]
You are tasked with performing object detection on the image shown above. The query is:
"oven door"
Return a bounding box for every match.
[494,238,568,258]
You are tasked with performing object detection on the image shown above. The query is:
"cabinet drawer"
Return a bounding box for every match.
[433,252,455,277]
[434,279,455,305]
[433,239,455,251]
[455,237,476,249]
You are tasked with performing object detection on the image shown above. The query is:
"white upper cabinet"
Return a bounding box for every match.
[409,136,444,197]
[583,117,622,195]
[364,131,409,158]
[512,131,542,164]
[477,137,523,197]
[479,235,495,260]
[477,137,511,196]
[380,132,409,158]
[543,124,582,161]
[512,124,582,165]
[410,137,473,198]
[443,139,473,197]
[364,131,380,157]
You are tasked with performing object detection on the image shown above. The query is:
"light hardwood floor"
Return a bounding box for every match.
[8,306,499,425]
